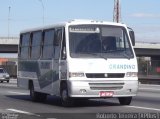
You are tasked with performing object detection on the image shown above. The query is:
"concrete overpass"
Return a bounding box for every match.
[134,42,160,58]
[0,37,160,58]
[0,37,19,53]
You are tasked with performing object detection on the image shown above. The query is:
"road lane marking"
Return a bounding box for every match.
[7,109,40,117]
[139,88,160,91]
[8,91,29,95]
[126,106,160,112]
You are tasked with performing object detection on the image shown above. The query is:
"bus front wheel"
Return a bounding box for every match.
[118,97,132,105]
[61,84,74,107]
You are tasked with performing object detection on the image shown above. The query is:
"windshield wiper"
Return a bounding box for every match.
[88,52,108,60]
[102,50,131,59]
[78,52,107,60]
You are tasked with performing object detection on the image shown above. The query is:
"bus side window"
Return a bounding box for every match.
[42,29,55,59]
[54,29,62,46]
[20,33,30,59]
[54,28,62,60]
[31,31,42,59]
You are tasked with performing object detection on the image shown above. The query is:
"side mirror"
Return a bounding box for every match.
[128,27,135,46]
[129,31,135,46]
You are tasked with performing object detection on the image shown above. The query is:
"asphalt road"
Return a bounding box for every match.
[0,79,160,119]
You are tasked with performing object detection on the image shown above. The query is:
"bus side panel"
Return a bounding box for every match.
[38,60,54,94]
[50,58,61,96]
[17,77,29,89]
[18,60,41,90]
[18,54,62,96]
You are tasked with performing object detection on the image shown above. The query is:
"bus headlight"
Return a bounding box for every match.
[69,72,85,77]
[126,72,137,77]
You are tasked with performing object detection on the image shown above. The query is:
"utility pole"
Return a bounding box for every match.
[39,0,44,26]
[8,6,11,39]
[113,0,121,23]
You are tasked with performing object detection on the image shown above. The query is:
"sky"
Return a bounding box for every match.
[0,0,160,43]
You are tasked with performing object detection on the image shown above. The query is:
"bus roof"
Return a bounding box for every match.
[20,19,127,34]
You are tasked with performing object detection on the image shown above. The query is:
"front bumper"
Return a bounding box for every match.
[67,79,138,98]
[0,77,10,81]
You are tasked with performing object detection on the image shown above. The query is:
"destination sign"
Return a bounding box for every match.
[69,27,100,33]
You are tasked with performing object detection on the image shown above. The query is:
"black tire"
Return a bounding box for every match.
[1,81,3,83]
[61,83,74,107]
[7,80,9,83]
[118,97,132,105]
[30,83,38,101]
[30,83,47,102]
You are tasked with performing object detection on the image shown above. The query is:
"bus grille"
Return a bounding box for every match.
[89,83,124,90]
[86,73,125,78]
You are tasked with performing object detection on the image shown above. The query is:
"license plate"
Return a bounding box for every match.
[99,91,114,97]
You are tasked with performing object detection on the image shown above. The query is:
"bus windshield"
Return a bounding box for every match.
[69,25,134,59]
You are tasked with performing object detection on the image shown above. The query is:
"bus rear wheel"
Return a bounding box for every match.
[118,97,132,105]
[30,83,47,102]
[61,84,74,107]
